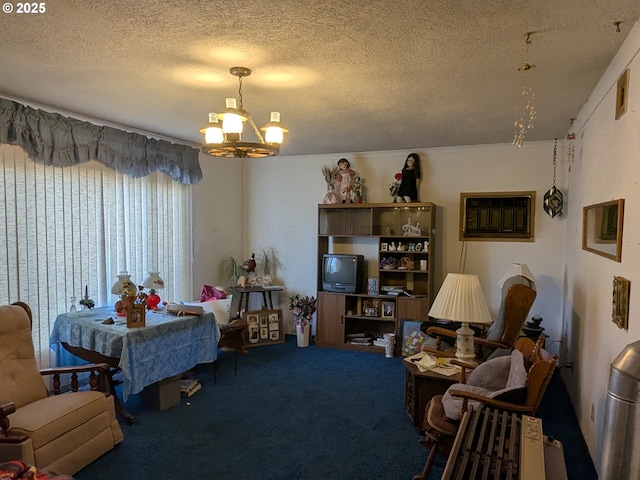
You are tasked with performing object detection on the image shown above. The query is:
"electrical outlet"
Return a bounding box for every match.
[591,403,595,422]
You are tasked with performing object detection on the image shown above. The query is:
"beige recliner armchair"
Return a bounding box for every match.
[0,302,123,475]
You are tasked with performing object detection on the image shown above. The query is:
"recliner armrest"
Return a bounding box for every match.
[39,363,112,395]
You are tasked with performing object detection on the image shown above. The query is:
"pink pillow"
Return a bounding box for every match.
[200,285,227,302]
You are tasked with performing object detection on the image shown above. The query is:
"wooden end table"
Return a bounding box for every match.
[404,360,458,432]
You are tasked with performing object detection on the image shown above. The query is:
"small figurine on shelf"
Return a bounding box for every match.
[395,153,421,203]
[336,158,356,203]
[352,176,365,203]
[389,173,402,201]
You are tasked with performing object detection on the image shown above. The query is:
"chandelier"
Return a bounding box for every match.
[200,66,288,158]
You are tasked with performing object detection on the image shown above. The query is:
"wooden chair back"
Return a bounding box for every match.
[497,284,537,348]
[517,336,558,416]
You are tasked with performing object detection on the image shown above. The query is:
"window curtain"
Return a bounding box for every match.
[0,97,202,185]
[0,144,193,367]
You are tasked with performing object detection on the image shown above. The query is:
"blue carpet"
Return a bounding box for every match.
[73,337,593,479]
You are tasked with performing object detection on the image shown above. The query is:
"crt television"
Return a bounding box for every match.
[322,254,365,293]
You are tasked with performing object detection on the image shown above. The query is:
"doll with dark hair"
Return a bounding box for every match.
[395,153,421,202]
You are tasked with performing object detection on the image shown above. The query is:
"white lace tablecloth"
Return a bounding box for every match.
[50,306,218,401]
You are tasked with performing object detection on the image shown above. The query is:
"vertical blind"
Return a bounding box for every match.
[0,145,193,366]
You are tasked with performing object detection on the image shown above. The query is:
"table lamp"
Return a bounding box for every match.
[497,263,536,290]
[142,270,165,310]
[428,273,493,362]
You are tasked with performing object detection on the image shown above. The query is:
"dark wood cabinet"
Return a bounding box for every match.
[316,292,345,346]
[316,203,437,354]
[404,361,457,431]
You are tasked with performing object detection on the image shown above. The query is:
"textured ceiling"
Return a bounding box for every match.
[1,1,639,156]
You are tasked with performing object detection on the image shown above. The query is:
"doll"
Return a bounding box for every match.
[336,158,356,203]
[395,153,421,202]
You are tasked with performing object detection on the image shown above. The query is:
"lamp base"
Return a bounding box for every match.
[455,322,476,362]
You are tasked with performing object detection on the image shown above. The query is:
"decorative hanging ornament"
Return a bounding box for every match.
[544,139,564,218]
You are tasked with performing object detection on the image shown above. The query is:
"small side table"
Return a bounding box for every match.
[229,286,284,319]
[216,319,249,380]
[404,360,458,432]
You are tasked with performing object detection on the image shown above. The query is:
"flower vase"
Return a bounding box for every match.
[296,323,310,348]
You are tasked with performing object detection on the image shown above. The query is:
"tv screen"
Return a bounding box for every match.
[322,254,364,293]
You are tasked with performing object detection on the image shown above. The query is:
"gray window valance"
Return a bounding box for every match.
[0,97,202,185]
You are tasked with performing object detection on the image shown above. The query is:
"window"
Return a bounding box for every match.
[0,145,193,365]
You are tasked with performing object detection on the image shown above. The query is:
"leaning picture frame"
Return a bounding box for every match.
[400,319,425,357]
[126,303,146,328]
[243,309,284,347]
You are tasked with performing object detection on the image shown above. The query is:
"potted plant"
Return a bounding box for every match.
[288,294,316,347]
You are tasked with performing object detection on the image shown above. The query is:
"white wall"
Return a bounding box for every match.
[560,20,640,471]
[227,143,567,339]
[192,155,244,298]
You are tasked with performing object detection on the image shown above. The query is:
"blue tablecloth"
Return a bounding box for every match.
[50,307,219,402]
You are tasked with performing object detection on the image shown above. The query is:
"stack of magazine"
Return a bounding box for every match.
[346,333,373,346]
[180,376,202,397]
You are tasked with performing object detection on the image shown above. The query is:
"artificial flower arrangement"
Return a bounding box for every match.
[288,294,317,328]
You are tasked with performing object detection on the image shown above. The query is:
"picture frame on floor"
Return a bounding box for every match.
[244,309,285,346]
[400,319,425,357]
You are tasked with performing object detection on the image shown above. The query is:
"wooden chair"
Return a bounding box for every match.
[413,336,557,480]
[0,302,123,475]
[423,282,537,362]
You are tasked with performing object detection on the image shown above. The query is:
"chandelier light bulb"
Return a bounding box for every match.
[222,98,243,135]
[202,113,224,144]
[262,111,288,145]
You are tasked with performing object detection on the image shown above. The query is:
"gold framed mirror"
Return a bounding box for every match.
[582,199,624,262]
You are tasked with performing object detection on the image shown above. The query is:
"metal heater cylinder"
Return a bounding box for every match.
[600,340,640,479]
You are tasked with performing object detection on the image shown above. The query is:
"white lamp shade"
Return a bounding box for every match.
[428,273,492,325]
[142,271,164,290]
[264,126,284,144]
[497,263,536,288]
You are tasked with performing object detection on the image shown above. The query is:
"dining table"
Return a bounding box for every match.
[50,306,219,424]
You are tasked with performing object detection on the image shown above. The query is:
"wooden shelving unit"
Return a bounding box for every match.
[315,202,436,354]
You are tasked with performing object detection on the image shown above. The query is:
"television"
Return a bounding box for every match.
[322,254,365,293]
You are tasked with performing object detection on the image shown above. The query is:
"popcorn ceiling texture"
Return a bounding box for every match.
[0,0,638,155]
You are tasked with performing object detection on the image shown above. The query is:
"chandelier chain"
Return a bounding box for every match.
[238,76,244,111]
[552,138,557,186]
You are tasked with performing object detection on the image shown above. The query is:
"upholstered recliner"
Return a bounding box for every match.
[0,303,123,475]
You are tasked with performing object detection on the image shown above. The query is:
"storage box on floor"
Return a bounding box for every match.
[140,374,181,410]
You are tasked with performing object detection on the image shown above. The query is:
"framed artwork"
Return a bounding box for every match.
[381,242,388,251]
[244,309,284,347]
[612,276,630,330]
[616,69,629,120]
[582,199,624,262]
[460,191,535,241]
[127,303,146,328]
[400,319,425,357]
[382,301,395,318]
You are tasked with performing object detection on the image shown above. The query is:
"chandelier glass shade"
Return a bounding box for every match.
[200,66,288,158]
